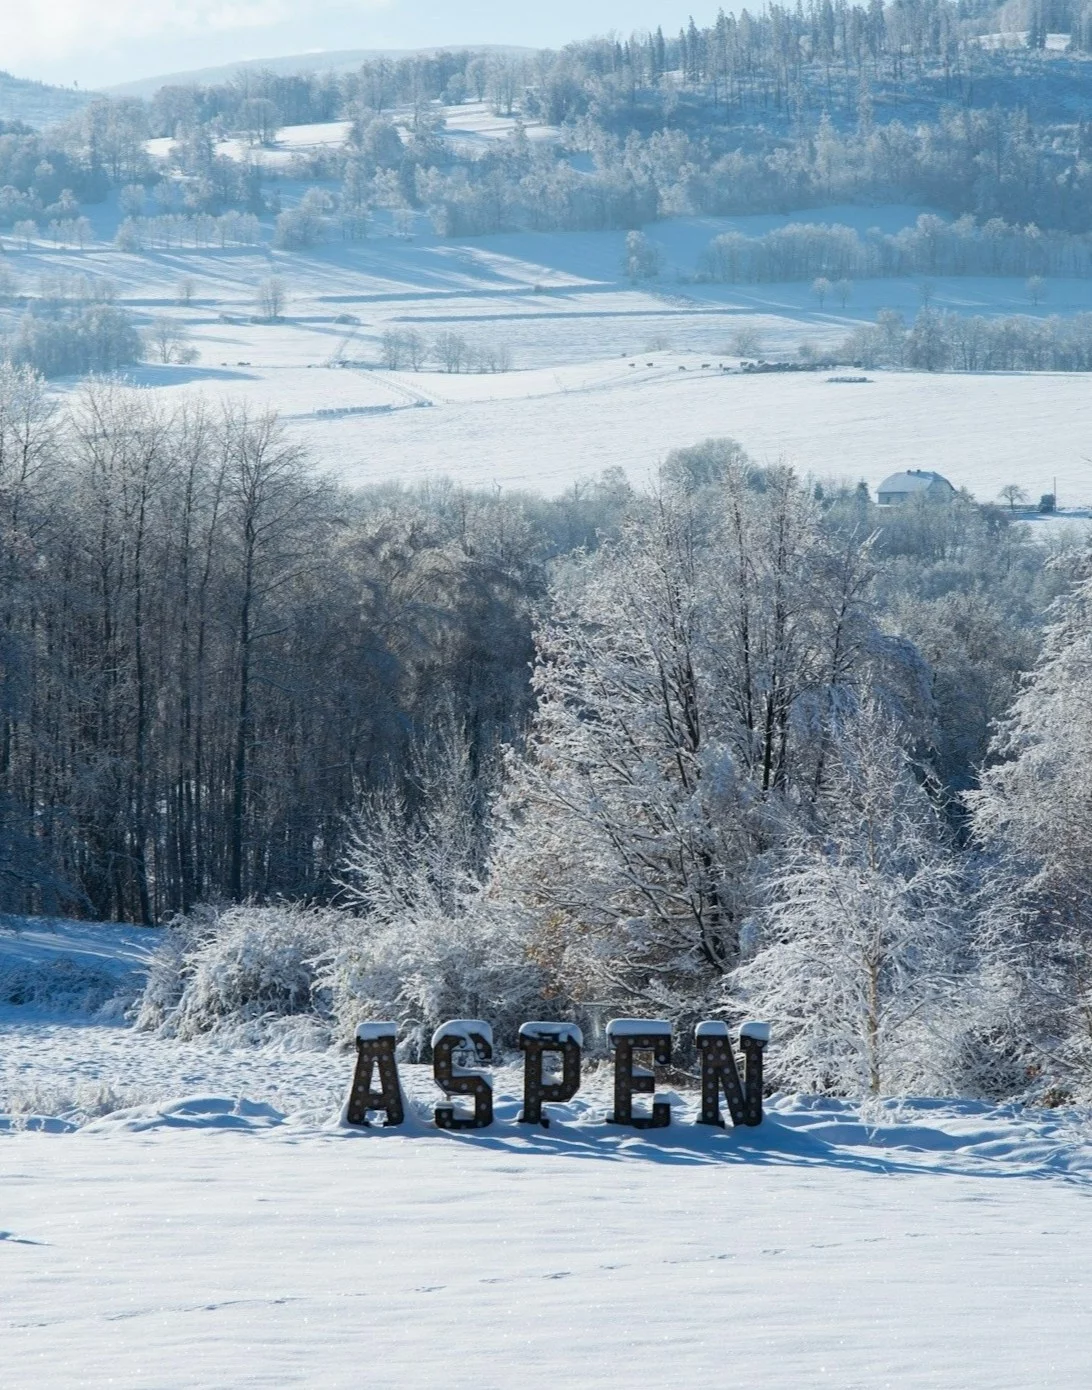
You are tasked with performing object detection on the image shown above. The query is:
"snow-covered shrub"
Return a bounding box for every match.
[134,902,218,1032]
[0,956,132,1016]
[136,903,345,1040]
[2,1079,152,1128]
[316,902,549,1060]
[323,719,553,1055]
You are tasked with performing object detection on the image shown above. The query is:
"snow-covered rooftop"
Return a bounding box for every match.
[877,468,955,496]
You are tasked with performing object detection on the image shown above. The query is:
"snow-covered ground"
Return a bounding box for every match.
[114,354,1092,505]
[3,917,1092,1387]
[4,199,1091,503]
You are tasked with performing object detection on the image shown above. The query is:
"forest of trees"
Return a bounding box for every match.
[5,357,1090,1101]
[7,2,1092,242]
[0,366,564,922]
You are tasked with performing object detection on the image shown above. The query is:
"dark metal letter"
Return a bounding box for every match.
[345,1022,404,1127]
[695,1021,745,1127]
[737,1022,769,1126]
[605,1019,672,1129]
[695,1021,768,1127]
[433,1020,494,1130]
[518,1023,582,1127]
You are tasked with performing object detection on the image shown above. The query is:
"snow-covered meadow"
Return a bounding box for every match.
[5,178,1092,505]
[3,918,1092,1388]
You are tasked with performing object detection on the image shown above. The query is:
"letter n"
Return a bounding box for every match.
[695,1021,769,1128]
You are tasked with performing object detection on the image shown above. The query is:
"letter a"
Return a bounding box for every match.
[345,1022,404,1127]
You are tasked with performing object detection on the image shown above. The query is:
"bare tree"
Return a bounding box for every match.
[256,277,286,321]
[380,330,407,370]
[216,407,332,900]
[998,484,1028,512]
[147,316,195,364]
[434,331,469,373]
[730,325,762,357]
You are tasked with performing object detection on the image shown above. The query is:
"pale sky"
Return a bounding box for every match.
[2,1,704,90]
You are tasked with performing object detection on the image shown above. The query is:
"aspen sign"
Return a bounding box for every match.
[345,1018,770,1131]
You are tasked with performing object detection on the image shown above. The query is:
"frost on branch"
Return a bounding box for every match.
[970,562,1092,1099]
[319,720,550,1055]
[493,446,909,1029]
[729,702,966,1098]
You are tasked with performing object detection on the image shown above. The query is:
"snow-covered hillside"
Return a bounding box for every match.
[4,199,1092,504]
[2,917,1092,1388]
[0,70,93,128]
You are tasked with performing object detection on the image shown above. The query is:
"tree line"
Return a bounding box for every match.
[6,3,1092,244]
[844,306,1092,370]
[697,214,1092,284]
[0,365,633,921]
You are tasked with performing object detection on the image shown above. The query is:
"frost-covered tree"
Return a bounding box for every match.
[730,702,964,1097]
[255,276,285,321]
[495,445,891,1022]
[9,303,143,377]
[971,563,1092,922]
[969,563,1092,1090]
[273,188,333,250]
[338,718,491,926]
[147,315,195,364]
[623,230,664,281]
[434,331,468,372]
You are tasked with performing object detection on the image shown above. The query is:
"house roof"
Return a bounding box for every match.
[877,469,955,495]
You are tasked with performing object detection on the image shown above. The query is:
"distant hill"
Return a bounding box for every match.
[0,70,96,129]
[106,46,536,98]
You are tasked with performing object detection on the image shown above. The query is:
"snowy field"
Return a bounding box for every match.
[3,919,1092,1388]
[4,181,1092,504]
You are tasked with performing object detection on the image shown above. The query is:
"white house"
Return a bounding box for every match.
[876,469,956,506]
